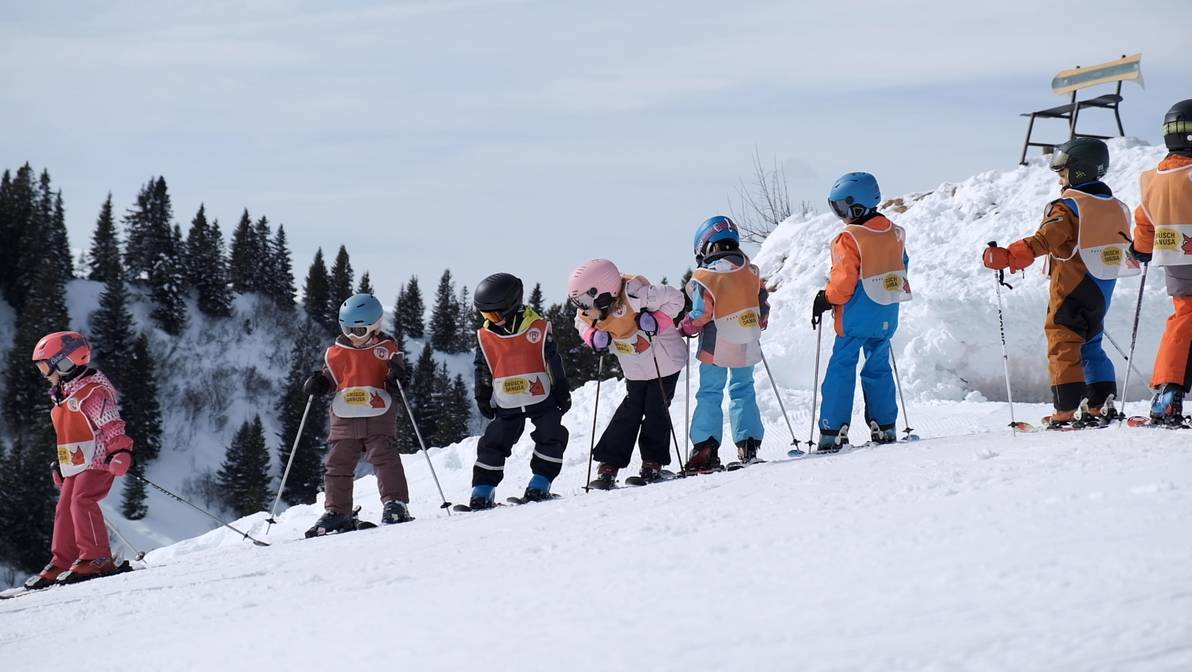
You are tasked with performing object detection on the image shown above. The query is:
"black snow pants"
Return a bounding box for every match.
[593,372,680,469]
[472,399,569,488]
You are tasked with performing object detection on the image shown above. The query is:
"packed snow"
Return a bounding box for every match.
[3,139,1190,671]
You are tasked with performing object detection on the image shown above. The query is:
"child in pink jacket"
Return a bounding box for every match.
[27,331,134,589]
[567,259,687,488]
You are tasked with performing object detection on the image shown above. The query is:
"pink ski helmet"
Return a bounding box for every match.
[32,331,92,375]
[567,259,622,313]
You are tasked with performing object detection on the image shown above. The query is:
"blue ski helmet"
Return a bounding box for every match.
[828,172,880,220]
[693,215,740,260]
[338,293,384,338]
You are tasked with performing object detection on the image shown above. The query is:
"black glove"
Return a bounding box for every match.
[476,397,496,420]
[303,371,332,396]
[1130,245,1153,264]
[555,391,572,414]
[385,353,407,388]
[811,290,832,328]
[636,311,659,336]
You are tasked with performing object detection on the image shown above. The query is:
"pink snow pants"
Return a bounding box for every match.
[51,470,115,567]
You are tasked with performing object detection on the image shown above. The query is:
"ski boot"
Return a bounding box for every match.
[24,563,65,590]
[56,558,120,585]
[735,438,761,463]
[587,463,618,490]
[683,438,722,474]
[381,500,414,525]
[816,424,849,453]
[1042,408,1077,430]
[521,475,554,502]
[1075,397,1118,428]
[1150,384,1186,426]
[305,509,357,538]
[637,461,668,484]
[868,421,898,444]
[469,485,497,510]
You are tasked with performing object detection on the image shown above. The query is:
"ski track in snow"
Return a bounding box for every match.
[2,402,1191,672]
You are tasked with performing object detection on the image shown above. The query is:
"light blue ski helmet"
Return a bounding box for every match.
[828,172,881,220]
[693,215,740,260]
[338,293,384,338]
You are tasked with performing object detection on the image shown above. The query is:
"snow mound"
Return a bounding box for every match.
[754,137,1169,402]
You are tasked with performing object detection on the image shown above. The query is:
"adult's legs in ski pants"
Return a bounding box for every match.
[690,363,764,446]
[819,335,897,432]
[473,403,569,488]
[1152,296,1192,389]
[52,469,115,567]
[594,373,680,468]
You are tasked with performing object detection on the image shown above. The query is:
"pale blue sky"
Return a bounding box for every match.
[1,0,1187,306]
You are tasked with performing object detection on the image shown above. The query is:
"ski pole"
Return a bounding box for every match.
[806,320,824,449]
[392,373,453,513]
[759,348,798,449]
[1103,329,1148,389]
[889,348,914,439]
[683,340,691,464]
[266,394,313,532]
[132,473,270,547]
[584,355,605,493]
[647,335,687,476]
[104,519,146,562]
[989,242,1017,433]
[1118,262,1149,420]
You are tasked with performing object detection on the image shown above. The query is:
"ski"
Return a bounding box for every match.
[725,458,767,472]
[305,506,377,538]
[585,479,617,491]
[679,464,727,477]
[452,503,506,513]
[1125,416,1191,429]
[2,561,135,600]
[505,494,563,505]
[624,470,677,486]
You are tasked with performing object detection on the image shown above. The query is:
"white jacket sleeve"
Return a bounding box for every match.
[624,277,685,318]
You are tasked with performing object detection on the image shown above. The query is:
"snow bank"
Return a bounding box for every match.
[754,137,1169,403]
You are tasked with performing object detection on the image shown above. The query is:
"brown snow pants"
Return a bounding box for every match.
[324,408,409,513]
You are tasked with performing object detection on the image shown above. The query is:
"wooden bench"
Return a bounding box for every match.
[1019,54,1142,165]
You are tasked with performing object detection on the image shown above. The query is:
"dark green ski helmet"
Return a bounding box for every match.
[1163,99,1192,152]
[1049,137,1109,184]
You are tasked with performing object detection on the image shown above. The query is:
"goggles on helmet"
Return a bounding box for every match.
[480,310,506,324]
[34,358,75,378]
[341,324,375,339]
[828,197,869,220]
[568,290,614,312]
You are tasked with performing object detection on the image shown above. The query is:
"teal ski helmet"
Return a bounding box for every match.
[693,216,740,261]
[338,293,384,339]
[828,172,880,220]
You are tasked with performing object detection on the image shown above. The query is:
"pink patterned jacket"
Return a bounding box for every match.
[52,370,129,472]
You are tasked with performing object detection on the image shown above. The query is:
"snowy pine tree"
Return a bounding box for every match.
[87,194,122,282]
[327,245,354,318]
[120,461,149,520]
[89,273,135,385]
[546,301,618,389]
[217,416,272,517]
[528,282,544,314]
[275,322,330,505]
[430,269,459,352]
[396,275,425,339]
[302,248,333,330]
[228,210,260,293]
[410,343,439,441]
[0,165,39,310]
[121,334,163,464]
[187,208,234,318]
[454,285,475,352]
[0,437,55,572]
[38,172,73,284]
[3,263,70,445]
[357,271,374,295]
[269,225,296,309]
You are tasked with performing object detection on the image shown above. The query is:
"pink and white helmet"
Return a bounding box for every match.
[567,259,622,310]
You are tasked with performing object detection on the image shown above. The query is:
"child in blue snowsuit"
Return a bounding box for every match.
[811,173,911,451]
[678,216,770,470]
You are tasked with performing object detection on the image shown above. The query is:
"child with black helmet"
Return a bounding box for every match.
[983,138,1138,429]
[468,272,571,509]
[303,293,412,536]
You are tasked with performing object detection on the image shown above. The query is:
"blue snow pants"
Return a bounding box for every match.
[690,363,764,446]
[819,335,898,432]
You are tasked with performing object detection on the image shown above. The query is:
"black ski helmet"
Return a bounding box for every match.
[1163,99,1192,152]
[1049,137,1109,184]
[474,272,524,321]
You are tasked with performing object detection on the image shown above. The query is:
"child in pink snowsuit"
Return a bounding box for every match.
[28,331,134,589]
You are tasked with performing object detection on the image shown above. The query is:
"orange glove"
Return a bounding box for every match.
[983,246,1011,270]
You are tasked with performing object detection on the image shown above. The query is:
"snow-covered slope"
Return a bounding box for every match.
[4,141,1190,670]
[755,137,1168,403]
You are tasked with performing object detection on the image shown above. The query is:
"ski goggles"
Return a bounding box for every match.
[34,358,75,378]
[341,324,375,338]
[567,291,614,312]
[828,197,870,220]
[480,310,506,324]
